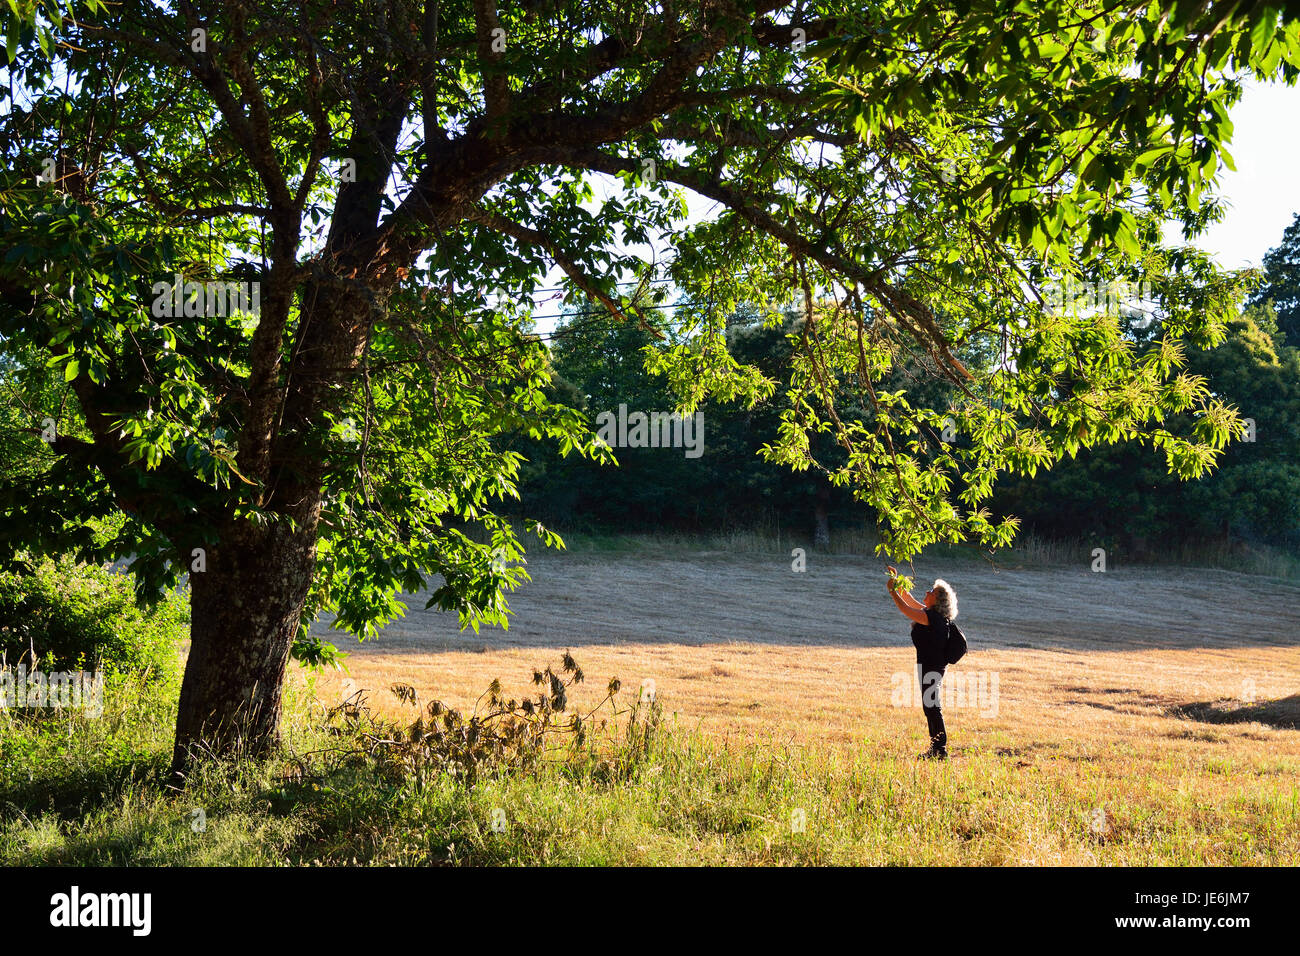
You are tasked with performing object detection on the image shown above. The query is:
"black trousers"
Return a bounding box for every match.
[917,662,947,752]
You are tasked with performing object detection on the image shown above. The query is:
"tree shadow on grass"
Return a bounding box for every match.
[0,756,168,821]
[0,754,377,866]
[1168,694,1300,731]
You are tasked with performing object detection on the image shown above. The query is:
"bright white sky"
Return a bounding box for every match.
[1168,79,1300,268]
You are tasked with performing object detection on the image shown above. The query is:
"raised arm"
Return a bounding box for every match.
[894,584,925,612]
[887,568,930,625]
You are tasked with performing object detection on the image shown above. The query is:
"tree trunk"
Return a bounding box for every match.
[169,507,319,775]
[813,482,831,550]
[166,283,367,776]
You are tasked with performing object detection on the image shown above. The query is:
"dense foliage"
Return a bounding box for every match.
[0,557,186,678]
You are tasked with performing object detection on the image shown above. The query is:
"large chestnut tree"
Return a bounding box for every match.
[1,0,1295,770]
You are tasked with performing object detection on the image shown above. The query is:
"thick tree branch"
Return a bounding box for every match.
[375,9,751,279]
[464,204,661,336]
[472,0,510,119]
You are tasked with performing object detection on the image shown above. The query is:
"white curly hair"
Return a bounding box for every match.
[931,579,958,620]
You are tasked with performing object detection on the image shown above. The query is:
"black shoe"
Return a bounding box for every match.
[918,747,948,761]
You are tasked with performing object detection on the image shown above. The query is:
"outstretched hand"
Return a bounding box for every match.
[886,566,914,594]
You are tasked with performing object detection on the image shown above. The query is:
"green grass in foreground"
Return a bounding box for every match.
[2,672,1298,866]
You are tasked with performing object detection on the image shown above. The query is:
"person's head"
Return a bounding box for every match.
[923,579,958,619]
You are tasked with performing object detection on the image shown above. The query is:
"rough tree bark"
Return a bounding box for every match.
[171,521,317,771]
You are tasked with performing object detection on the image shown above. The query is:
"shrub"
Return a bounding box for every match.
[310,653,661,790]
[0,556,187,680]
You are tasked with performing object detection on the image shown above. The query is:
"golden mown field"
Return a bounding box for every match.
[299,551,1300,822]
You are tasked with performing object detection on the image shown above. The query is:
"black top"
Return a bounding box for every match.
[910,606,950,671]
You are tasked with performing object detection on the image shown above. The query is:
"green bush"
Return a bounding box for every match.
[0,557,187,679]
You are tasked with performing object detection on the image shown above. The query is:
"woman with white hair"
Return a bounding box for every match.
[886,567,958,760]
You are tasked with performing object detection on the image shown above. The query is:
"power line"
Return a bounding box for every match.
[525,276,678,295]
[520,268,774,298]
[528,300,695,321]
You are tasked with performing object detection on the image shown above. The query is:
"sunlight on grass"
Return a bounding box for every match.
[2,667,1296,866]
